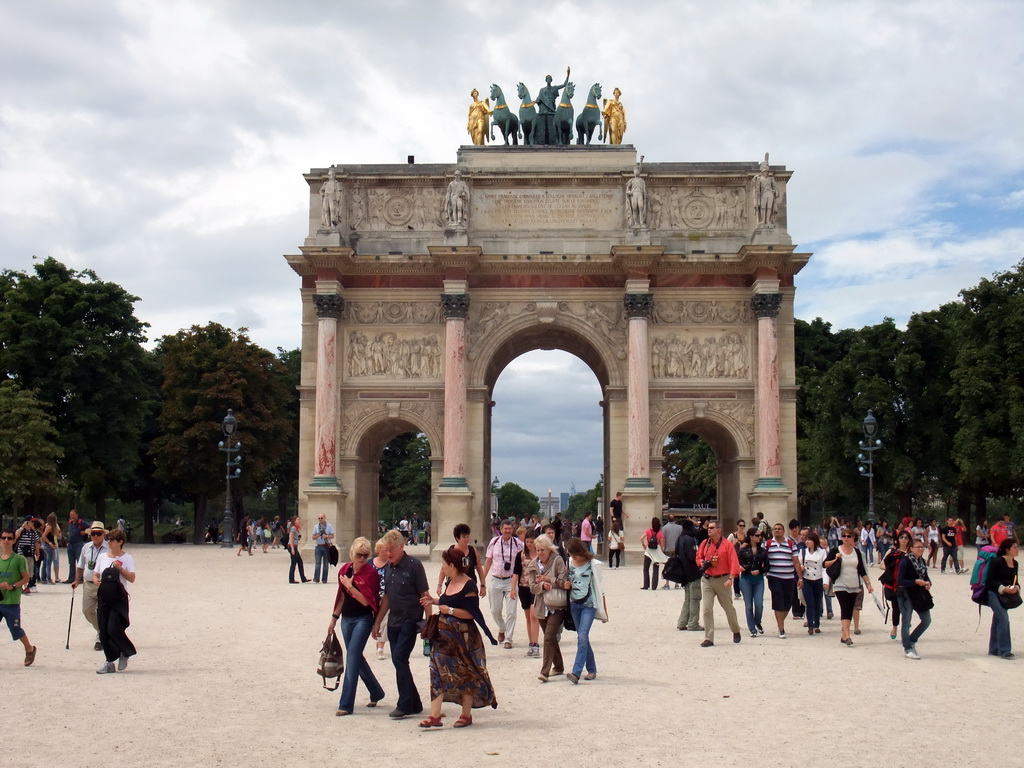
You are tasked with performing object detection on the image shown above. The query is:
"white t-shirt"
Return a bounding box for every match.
[94,552,136,591]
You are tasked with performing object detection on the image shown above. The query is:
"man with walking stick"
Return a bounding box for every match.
[72,521,109,651]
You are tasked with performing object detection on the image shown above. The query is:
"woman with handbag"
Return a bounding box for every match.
[607,519,624,569]
[986,538,1020,659]
[738,528,769,637]
[824,528,874,646]
[641,518,666,590]
[896,539,933,659]
[514,530,541,658]
[417,547,497,728]
[528,534,568,681]
[565,537,608,684]
[328,537,385,716]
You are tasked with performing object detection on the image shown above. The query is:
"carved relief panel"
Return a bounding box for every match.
[650,329,750,380]
[346,331,443,380]
[651,300,751,326]
[348,185,446,231]
[345,301,442,325]
[647,185,749,232]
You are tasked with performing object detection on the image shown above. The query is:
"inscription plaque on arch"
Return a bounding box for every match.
[473,188,622,230]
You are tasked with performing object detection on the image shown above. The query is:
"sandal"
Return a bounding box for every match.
[24,646,36,667]
[453,714,473,728]
[418,715,443,728]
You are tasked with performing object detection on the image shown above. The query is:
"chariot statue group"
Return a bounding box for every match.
[467,66,627,147]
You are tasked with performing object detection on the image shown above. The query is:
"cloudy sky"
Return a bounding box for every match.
[2,1,1021,500]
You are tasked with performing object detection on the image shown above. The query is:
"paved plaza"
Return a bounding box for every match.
[9,543,1020,767]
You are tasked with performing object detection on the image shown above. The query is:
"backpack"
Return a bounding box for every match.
[970,545,1000,604]
[879,550,904,595]
[317,630,344,690]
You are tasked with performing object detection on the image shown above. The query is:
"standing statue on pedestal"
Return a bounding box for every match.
[533,67,570,145]
[466,89,492,146]
[444,170,470,229]
[626,163,647,229]
[753,152,780,228]
[602,87,627,145]
[320,166,342,229]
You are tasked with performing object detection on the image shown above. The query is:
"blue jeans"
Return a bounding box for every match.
[569,602,597,677]
[387,621,422,714]
[41,542,58,582]
[338,615,384,712]
[739,576,764,633]
[67,541,83,580]
[897,590,932,651]
[314,546,329,582]
[987,590,1012,656]
[802,579,824,629]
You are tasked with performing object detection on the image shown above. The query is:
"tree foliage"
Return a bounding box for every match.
[496,482,539,520]
[0,257,154,515]
[378,432,431,524]
[565,477,603,522]
[0,381,64,512]
[662,432,716,507]
[150,323,295,542]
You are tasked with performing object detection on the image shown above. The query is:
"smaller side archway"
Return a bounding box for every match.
[654,410,752,533]
[347,416,441,543]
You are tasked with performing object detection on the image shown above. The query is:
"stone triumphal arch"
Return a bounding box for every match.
[286,146,809,554]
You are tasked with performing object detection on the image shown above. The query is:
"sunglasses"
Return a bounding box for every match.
[91,532,105,537]
[354,553,369,559]
[842,534,854,539]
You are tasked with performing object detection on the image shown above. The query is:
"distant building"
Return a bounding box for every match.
[560,492,569,512]
[540,489,559,520]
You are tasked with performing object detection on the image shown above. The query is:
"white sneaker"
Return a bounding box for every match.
[118,654,129,671]
[905,648,921,660]
[376,649,385,660]
[96,662,116,674]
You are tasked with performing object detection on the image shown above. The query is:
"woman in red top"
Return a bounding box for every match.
[641,517,666,590]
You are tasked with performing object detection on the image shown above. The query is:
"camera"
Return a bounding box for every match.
[503,561,511,571]
[699,560,713,574]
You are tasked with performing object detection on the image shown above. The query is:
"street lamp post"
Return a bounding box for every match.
[857,410,883,526]
[218,409,242,548]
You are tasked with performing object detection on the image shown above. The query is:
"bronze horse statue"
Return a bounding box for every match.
[516,82,536,145]
[553,82,575,146]
[576,83,603,145]
[489,84,520,145]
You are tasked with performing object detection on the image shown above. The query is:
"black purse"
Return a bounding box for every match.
[999,591,1022,610]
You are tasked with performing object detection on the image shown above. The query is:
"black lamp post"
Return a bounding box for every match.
[857,410,883,525]
[218,409,242,548]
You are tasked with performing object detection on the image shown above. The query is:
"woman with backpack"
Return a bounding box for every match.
[986,538,1020,659]
[641,517,666,590]
[93,529,136,674]
[880,531,912,640]
[896,538,933,660]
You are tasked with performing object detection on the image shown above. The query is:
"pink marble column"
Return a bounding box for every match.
[751,293,783,483]
[624,293,654,487]
[312,293,343,484]
[440,293,470,487]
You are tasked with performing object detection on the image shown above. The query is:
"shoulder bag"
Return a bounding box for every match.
[317,630,344,690]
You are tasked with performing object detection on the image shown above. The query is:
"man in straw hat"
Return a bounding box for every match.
[73,521,110,651]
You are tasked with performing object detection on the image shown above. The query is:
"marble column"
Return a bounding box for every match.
[440,293,470,487]
[311,292,343,487]
[624,292,654,488]
[751,292,784,487]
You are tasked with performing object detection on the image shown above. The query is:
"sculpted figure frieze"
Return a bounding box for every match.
[651,331,749,380]
[347,331,442,379]
[652,185,749,232]
[652,300,752,325]
[345,301,442,325]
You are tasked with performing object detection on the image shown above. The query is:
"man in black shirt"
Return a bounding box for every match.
[372,530,430,719]
[940,517,961,574]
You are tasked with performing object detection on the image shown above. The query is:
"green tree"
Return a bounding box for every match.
[0,257,153,516]
[565,477,603,522]
[496,482,539,520]
[151,323,295,543]
[0,381,63,512]
[379,432,431,524]
[662,432,716,507]
[267,348,301,518]
[952,260,1024,512]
